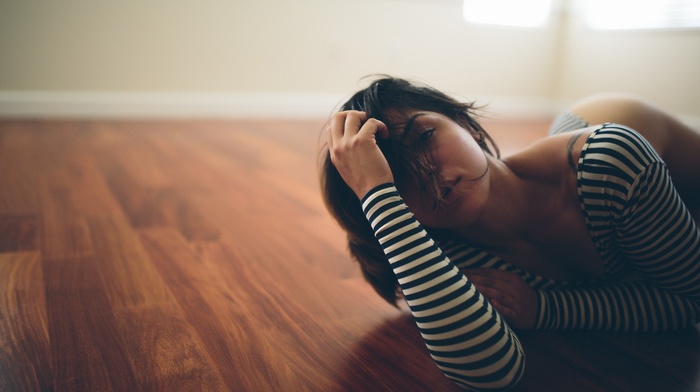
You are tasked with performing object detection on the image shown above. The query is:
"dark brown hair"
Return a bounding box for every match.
[319,76,499,306]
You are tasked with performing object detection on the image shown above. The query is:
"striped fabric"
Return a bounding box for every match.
[548,111,589,135]
[362,183,525,391]
[359,123,700,390]
[537,124,700,330]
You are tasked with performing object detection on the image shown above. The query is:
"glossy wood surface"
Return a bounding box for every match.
[1,118,698,391]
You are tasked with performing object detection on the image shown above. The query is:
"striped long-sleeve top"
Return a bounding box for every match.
[360,124,700,391]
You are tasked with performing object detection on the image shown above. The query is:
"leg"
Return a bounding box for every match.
[566,93,700,216]
[547,111,589,135]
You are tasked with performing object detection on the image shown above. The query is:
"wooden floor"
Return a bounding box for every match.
[1,117,699,391]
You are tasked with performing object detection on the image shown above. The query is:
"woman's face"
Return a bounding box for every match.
[390,110,491,229]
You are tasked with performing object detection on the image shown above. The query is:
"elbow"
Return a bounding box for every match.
[443,353,526,392]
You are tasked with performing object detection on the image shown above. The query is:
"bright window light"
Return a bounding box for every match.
[463,0,553,28]
[583,0,700,30]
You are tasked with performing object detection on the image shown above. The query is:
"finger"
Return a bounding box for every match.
[465,268,502,277]
[470,280,517,308]
[344,111,367,137]
[325,124,334,150]
[474,285,497,301]
[490,299,516,320]
[467,274,494,288]
[466,268,517,283]
[480,289,506,312]
[330,112,350,143]
[359,118,389,140]
[472,283,499,303]
[480,289,515,314]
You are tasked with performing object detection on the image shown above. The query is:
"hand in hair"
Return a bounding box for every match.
[327,110,394,199]
[465,268,538,330]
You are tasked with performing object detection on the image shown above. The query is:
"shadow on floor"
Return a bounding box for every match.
[338,313,700,392]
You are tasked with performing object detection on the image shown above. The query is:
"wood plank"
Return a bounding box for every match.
[138,227,271,391]
[43,256,138,391]
[38,157,172,308]
[1,118,698,391]
[86,217,174,308]
[0,215,38,253]
[113,303,227,391]
[0,252,50,392]
[141,228,402,391]
[37,159,97,260]
[332,313,461,391]
[0,121,40,215]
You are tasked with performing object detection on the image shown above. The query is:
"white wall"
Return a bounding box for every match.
[0,0,698,120]
[557,7,700,118]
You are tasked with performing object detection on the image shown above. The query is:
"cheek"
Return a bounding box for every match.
[442,136,485,174]
[399,188,437,225]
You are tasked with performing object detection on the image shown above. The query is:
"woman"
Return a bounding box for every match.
[320,76,700,391]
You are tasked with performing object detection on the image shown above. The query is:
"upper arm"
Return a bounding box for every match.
[569,94,700,208]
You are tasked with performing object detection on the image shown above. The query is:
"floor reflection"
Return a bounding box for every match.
[514,325,700,391]
[336,313,461,391]
[339,312,700,391]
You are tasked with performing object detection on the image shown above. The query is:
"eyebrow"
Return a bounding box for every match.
[400,113,426,140]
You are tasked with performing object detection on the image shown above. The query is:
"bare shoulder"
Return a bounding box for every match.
[503,128,595,179]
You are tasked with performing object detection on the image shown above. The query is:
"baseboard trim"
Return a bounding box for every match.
[3,91,697,126]
[0,90,568,120]
[0,91,349,119]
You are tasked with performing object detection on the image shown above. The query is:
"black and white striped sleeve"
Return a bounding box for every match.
[536,125,700,331]
[362,183,525,391]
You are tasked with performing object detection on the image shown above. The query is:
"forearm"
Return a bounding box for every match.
[535,281,700,332]
[363,183,524,391]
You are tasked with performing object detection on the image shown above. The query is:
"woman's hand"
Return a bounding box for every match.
[466,268,538,330]
[327,111,394,199]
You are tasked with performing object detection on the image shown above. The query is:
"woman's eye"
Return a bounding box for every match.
[419,128,435,142]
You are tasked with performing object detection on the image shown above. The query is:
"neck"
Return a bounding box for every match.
[454,157,540,247]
